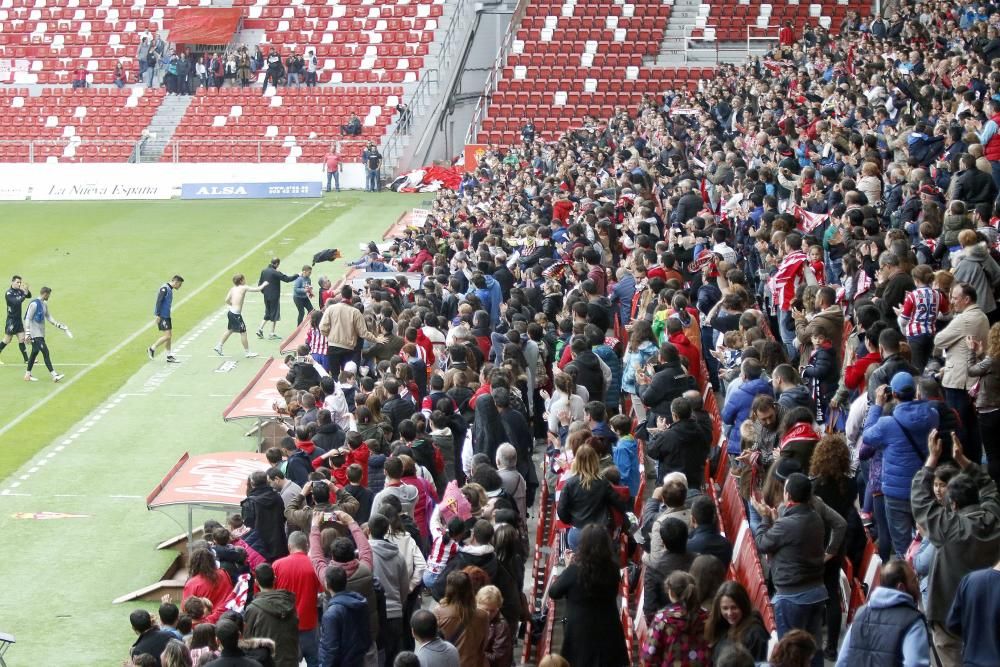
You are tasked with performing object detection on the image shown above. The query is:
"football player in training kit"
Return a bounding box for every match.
[0,274,31,365]
[148,275,184,363]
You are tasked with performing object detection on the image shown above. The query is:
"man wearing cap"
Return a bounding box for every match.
[751,472,829,667]
[862,372,939,557]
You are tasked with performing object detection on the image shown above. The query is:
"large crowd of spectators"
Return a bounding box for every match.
[125,1,1000,666]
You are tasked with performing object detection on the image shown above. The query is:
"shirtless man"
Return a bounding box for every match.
[214,274,268,357]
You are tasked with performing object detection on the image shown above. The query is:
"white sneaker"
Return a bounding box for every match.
[166,355,180,364]
[267,333,282,340]
[52,372,65,382]
[147,346,155,359]
[245,351,259,358]
[24,372,37,382]
[213,345,224,356]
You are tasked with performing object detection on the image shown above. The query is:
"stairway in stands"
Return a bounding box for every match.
[138,93,193,162]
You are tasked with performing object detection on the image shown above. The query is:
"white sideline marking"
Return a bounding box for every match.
[0,200,324,441]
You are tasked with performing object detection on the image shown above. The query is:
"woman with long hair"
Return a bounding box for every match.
[623,319,659,420]
[641,570,711,666]
[705,581,770,662]
[182,548,232,625]
[545,371,585,436]
[160,640,193,667]
[549,524,629,667]
[471,393,505,464]
[493,522,527,632]
[188,623,219,666]
[433,571,489,667]
[556,445,629,546]
[968,322,1000,484]
[810,433,860,659]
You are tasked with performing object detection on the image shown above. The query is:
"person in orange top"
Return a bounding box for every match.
[182,547,235,625]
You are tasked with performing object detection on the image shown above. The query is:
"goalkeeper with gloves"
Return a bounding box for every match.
[23,286,72,382]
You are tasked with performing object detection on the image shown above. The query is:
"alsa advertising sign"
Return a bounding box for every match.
[32,182,172,200]
[181,181,322,199]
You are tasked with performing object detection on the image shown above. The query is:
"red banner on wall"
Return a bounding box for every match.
[169,8,243,44]
[464,144,487,170]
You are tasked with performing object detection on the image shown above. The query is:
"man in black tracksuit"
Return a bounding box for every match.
[256,258,298,340]
[0,274,31,364]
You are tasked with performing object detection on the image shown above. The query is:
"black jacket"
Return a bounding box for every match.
[286,360,322,391]
[647,417,711,488]
[568,350,606,402]
[687,525,733,564]
[556,476,628,529]
[312,422,345,453]
[754,502,825,594]
[867,353,919,402]
[382,395,415,439]
[952,168,997,207]
[777,384,816,414]
[241,486,289,561]
[131,629,174,666]
[640,361,696,426]
[642,551,696,621]
[258,266,297,301]
[877,272,916,330]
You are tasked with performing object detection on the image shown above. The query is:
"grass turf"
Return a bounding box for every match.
[0,192,417,665]
[0,194,413,481]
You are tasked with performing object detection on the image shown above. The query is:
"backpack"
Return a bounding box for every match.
[31,298,44,323]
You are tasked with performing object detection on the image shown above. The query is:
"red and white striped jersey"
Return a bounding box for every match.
[771,251,813,311]
[305,327,329,356]
[899,286,940,337]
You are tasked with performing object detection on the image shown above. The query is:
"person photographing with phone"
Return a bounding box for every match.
[911,427,1000,667]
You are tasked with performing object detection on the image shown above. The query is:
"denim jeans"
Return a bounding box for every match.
[883,494,914,558]
[778,310,797,361]
[287,72,301,86]
[366,168,380,192]
[299,628,319,667]
[326,170,340,192]
[773,587,827,667]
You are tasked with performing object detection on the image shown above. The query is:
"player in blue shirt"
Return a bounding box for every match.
[147,275,184,363]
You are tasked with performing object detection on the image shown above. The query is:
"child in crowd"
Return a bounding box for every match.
[933,269,953,325]
[609,413,640,500]
[423,516,467,589]
[808,244,825,284]
[895,264,940,372]
[305,309,329,369]
[802,326,838,424]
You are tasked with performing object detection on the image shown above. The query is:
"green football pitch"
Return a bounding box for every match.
[0,192,418,665]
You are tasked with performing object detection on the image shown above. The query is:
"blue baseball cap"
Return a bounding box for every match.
[890,371,916,399]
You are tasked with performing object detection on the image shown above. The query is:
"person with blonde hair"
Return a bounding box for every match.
[537,655,570,667]
[476,585,513,667]
[556,444,629,548]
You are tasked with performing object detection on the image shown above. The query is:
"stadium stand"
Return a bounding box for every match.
[166,86,402,162]
[0,86,161,161]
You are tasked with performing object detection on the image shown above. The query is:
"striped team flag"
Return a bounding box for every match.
[791,204,829,233]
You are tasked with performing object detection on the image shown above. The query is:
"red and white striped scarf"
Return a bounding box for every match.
[771,251,809,311]
[791,204,829,233]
